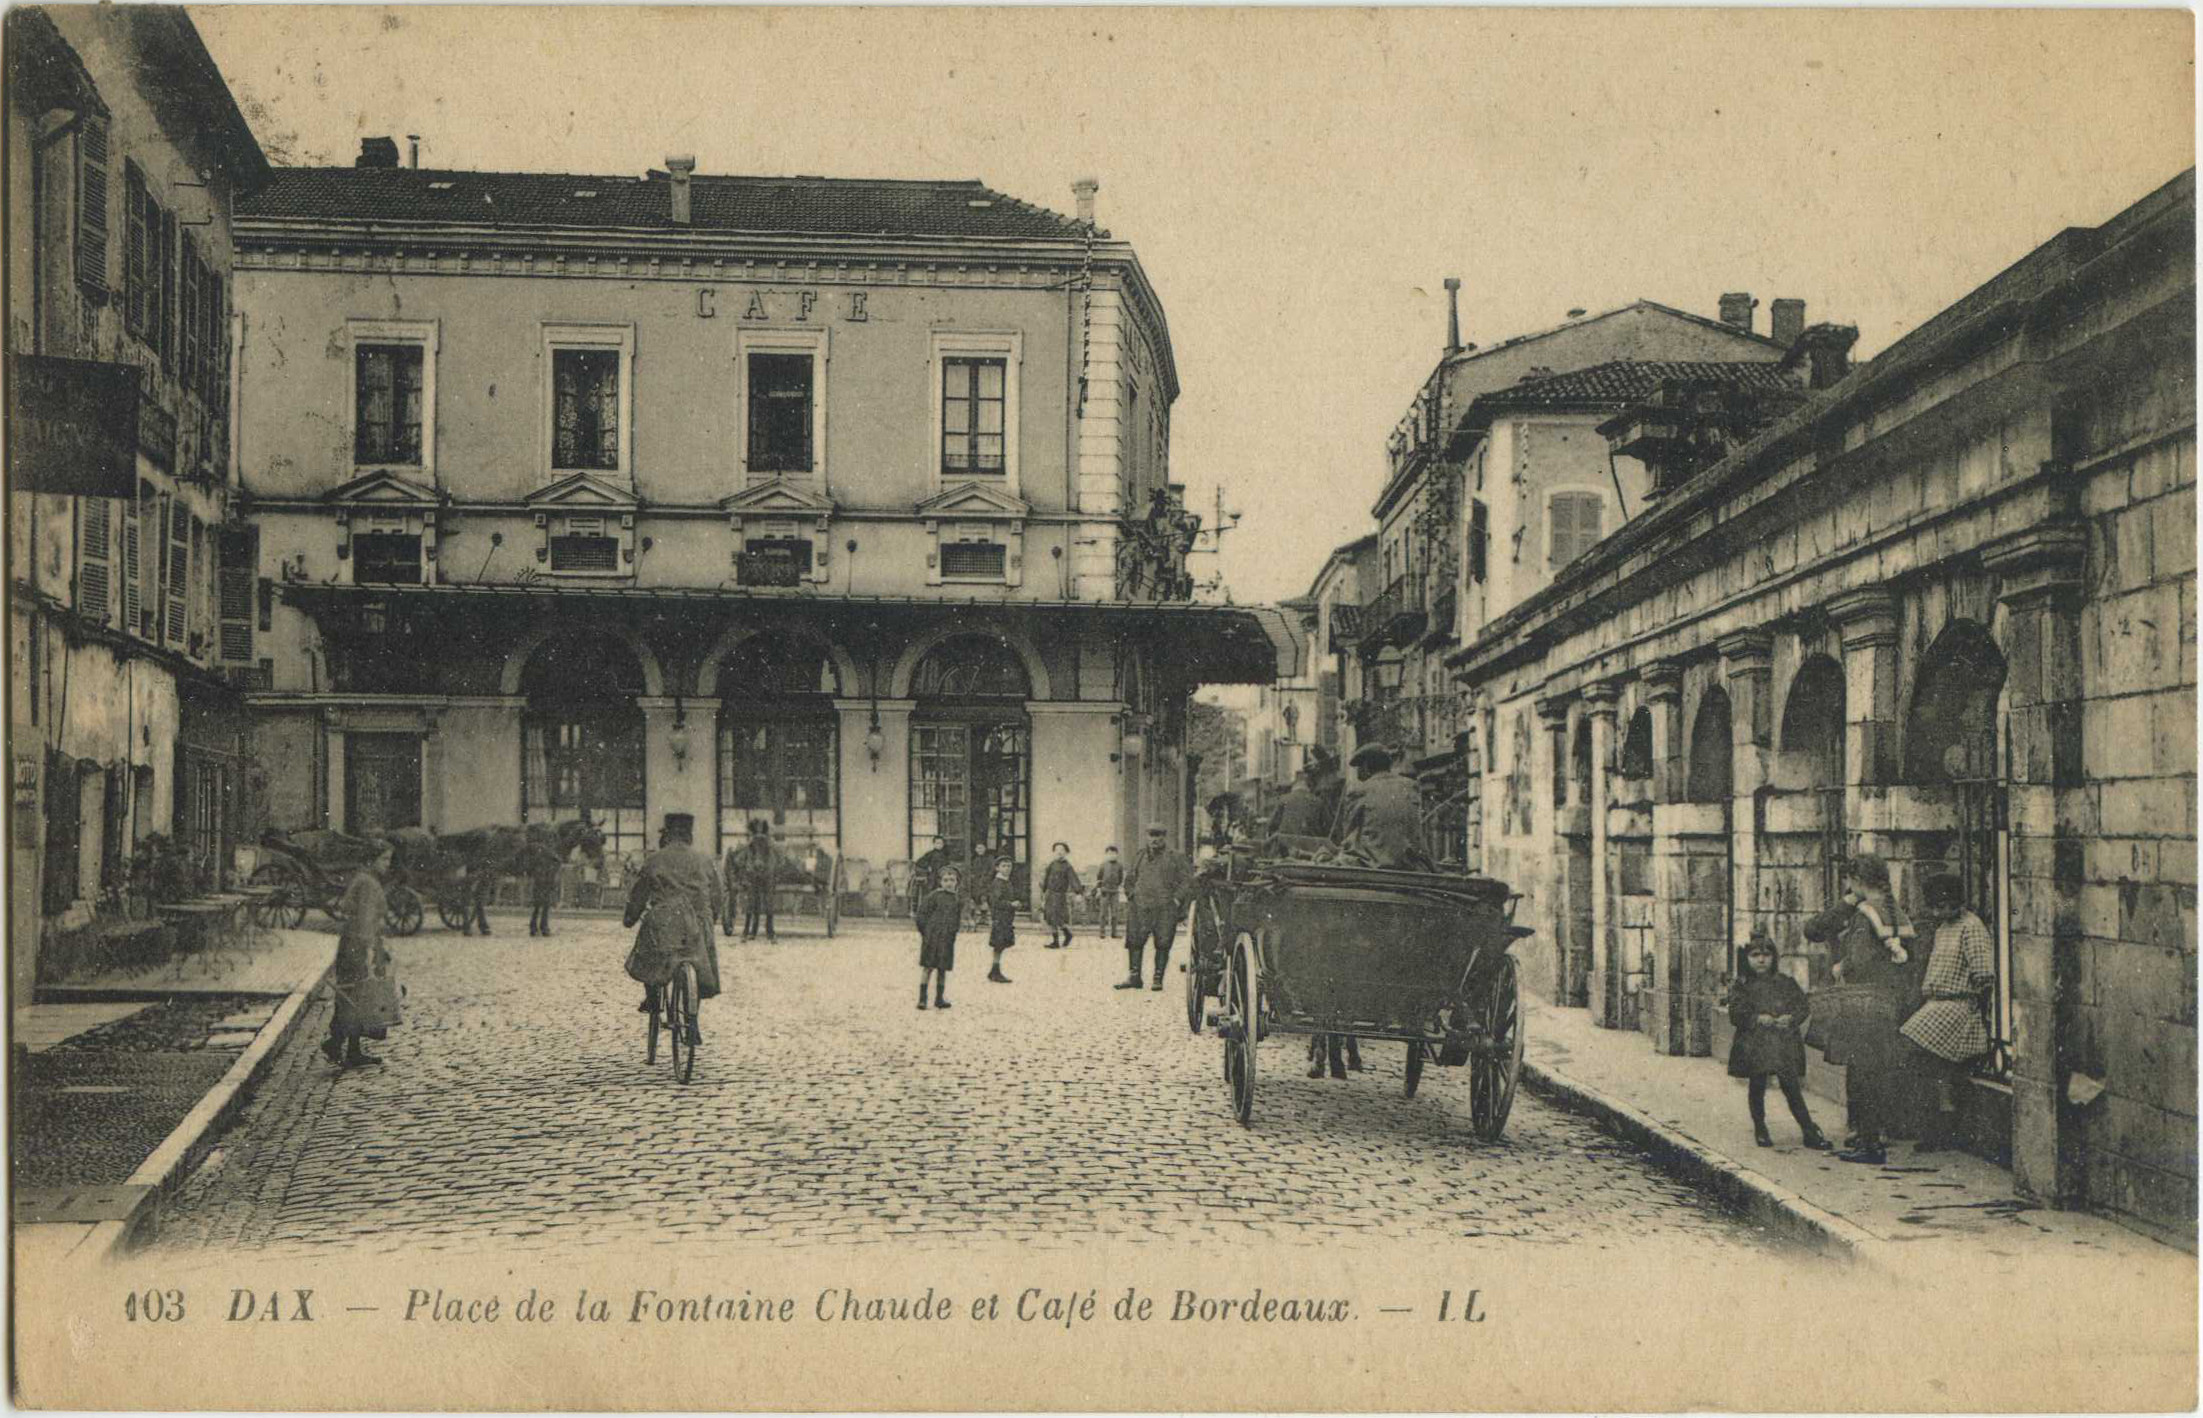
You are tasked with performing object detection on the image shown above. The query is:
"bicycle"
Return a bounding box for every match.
[644,962,701,1084]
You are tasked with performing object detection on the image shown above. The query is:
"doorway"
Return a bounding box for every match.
[345,733,422,836]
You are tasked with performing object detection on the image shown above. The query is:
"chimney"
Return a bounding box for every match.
[406,135,420,170]
[1770,298,1806,348]
[1797,323,1860,390]
[666,154,696,225]
[1718,291,1758,333]
[1443,278,1462,355]
[355,136,400,169]
[1071,177,1099,228]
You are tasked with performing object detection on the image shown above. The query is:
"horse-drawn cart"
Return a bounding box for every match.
[249,829,426,936]
[1191,845,1531,1137]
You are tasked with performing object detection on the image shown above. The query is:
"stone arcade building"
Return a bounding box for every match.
[1452,171,2196,1242]
[229,151,1294,900]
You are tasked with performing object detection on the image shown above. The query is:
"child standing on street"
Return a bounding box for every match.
[986,857,1018,984]
[522,828,564,938]
[916,867,962,1010]
[1728,930,1831,1150]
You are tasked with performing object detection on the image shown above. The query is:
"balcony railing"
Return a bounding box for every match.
[1356,576,1427,651]
[1349,692,1465,758]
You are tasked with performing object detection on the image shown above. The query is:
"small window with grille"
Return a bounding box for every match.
[550,515,621,573]
[939,535,1006,581]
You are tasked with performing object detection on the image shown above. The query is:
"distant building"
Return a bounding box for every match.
[5,7,268,989]
[1452,170,2197,1244]
[228,153,1296,897]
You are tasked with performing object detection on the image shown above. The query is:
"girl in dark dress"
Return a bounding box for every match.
[986,858,1018,984]
[1728,931,1831,1150]
[916,867,963,1011]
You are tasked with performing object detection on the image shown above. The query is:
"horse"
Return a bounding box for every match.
[386,817,606,936]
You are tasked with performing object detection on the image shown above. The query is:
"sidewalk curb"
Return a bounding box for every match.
[1519,1057,1888,1267]
[83,944,337,1261]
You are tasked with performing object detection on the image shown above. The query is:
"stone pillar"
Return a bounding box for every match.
[836,698,911,875]
[1715,629,1774,1062]
[1827,587,1900,855]
[1640,662,1685,1050]
[1641,661,1684,804]
[421,708,446,832]
[1984,523,2090,1208]
[640,698,715,843]
[1535,695,1581,1005]
[1584,683,1621,1027]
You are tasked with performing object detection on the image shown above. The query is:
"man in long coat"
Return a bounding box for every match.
[626,813,726,1043]
[1116,824,1193,992]
[1269,764,1330,838]
[1334,744,1430,870]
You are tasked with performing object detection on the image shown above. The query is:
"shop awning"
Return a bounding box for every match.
[275,582,1303,685]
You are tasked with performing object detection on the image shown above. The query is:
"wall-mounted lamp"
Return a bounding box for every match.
[668,697,691,772]
[1121,717,1147,757]
[865,709,886,771]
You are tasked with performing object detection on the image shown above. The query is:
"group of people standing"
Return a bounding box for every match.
[1725,852,1998,1164]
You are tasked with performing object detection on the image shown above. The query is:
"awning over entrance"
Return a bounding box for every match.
[274,583,1303,685]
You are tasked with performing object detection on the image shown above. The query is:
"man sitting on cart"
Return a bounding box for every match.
[1334,743,1432,871]
[625,813,726,1045]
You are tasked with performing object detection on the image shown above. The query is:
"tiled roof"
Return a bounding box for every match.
[1476,359,1798,412]
[237,167,1092,240]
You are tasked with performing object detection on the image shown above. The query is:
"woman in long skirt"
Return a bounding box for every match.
[324,845,402,1068]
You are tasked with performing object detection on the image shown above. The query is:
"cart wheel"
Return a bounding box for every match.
[1223,932,1259,1125]
[385,886,425,937]
[1469,955,1524,1140]
[1184,955,1208,1036]
[248,863,308,930]
[436,896,469,931]
[1404,1040,1426,1099]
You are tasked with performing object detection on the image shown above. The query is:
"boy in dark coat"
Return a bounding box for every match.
[1092,846,1125,939]
[1040,842,1081,949]
[916,867,963,1010]
[986,857,1019,983]
[1727,930,1830,1150]
[522,829,565,938]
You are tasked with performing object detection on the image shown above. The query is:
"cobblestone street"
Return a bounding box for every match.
[154,915,1786,1258]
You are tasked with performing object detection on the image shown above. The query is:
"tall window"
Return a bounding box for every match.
[521,635,648,869]
[715,634,840,854]
[552,348,620,471]
[942,357,1006,476]
[355,344,425,464]
[746,353,813,474]
[1548,491,1604,568]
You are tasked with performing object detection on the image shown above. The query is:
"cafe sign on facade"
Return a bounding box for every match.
[5,353,140,498]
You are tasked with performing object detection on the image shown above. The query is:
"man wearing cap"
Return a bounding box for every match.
[624,813,726,1043]
[1335,744,1429,870]
[1116,825,1193,992]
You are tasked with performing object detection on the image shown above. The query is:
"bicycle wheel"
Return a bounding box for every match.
[672,963,699,1084]
[645,984,662,1064]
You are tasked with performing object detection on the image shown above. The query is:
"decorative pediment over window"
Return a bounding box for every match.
[524,473,638,576]
[916,483,1030,588]
[327,471,447,578]
[721,478,837,584]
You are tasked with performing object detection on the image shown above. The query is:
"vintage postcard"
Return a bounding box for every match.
[6,4,2196,1410]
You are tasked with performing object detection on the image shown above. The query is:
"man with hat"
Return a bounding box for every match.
[1268,756,1332,839]
[728,817,781,941]
[624,812,726,1043]
[1335,743,1430,870]
[1116,824,1193,992]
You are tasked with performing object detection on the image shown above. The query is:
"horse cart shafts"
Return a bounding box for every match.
[1191,851,1531,1136]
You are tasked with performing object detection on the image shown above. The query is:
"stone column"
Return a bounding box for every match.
[1716,628,1774,1060]
[1827,587,1900,853]
[1641,661,1684,804]
[1983,523,2089,1208]
[640,698,715,844]
[421,707,446,832]
[1584,682,1622,1027]
[1535,695,1579,1005]
[1639,662,1685,1049]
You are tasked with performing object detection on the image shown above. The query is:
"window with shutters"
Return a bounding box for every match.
[121,485,142,636]
[164,499,188,647]
[157,208,176,369]
[732,328,827,486]
[219,527,256,666]
[77,498,111,625]
[1547,491,1604,568]
[133,482,156,637]
[1468,498,1489,583]
[188,518,207,655]
[123,162,148,336]
[179,232,201,390]
[549,516,621,573]
[75,114,109,296]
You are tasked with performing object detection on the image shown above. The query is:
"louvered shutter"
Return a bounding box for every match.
[179,234,200,389]
[78,498,111,624]
[123,162,147,336]
[1548,494,1576,566]
[120,493,141,634]
[158,209,176,367]
[1468,499,1488,583]
[219,529,255,664]
[76,116,109,294]
[165,499,188,646]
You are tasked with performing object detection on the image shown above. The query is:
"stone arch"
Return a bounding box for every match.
[1619,706,1655,782]
[891,625,1051,701]
[1570,715,1593,805]
[694,626,860,699]
[1686,685,1733,803]
[1775,653,1847,790]
[1904,620,2007,783]
[499,621,664,698]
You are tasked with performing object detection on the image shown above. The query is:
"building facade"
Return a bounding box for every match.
[6,7,267,991]
[229,151,1293,900]
[1453,171,2197,1243]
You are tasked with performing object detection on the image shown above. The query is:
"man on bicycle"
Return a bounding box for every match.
[624,813,725,1044]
